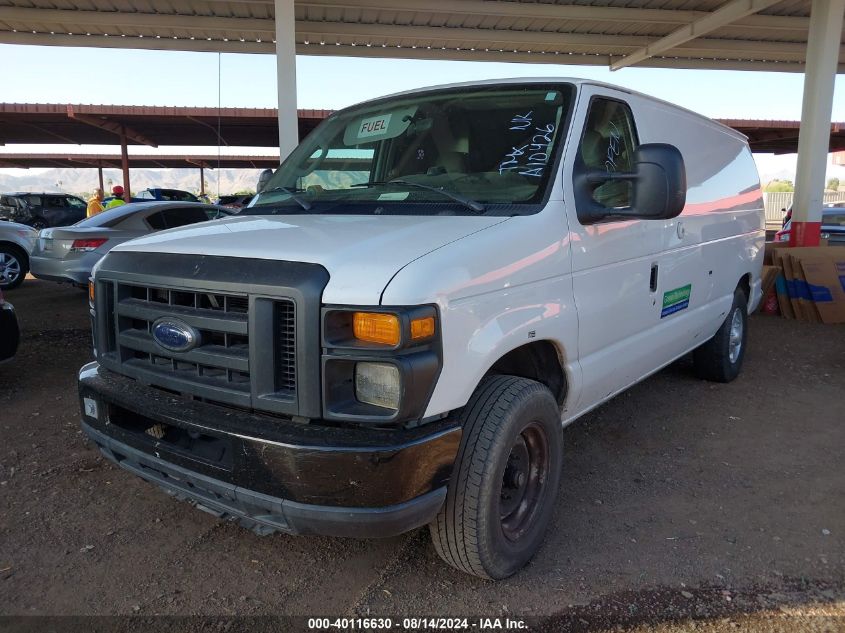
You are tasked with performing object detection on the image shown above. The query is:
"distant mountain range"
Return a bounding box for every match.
[0,167,263,198]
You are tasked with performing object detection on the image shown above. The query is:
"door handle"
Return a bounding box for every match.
[650,264,659,292]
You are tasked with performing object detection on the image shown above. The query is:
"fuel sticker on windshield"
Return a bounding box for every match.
[661,284,691,319]
[357,113,393,139]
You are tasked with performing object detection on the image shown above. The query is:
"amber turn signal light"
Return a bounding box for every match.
[88,280,95,305]
[353,312,401,346]
[410,316,435,340]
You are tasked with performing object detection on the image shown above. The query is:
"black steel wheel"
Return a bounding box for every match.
[499,421,551,542]
[429,375,563,579]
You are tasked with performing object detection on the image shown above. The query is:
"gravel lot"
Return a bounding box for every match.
[1,278,843,631]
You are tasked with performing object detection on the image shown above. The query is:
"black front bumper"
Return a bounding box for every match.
[79,362,461,537]
[0,302,20,363]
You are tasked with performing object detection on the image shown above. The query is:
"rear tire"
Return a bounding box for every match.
[429,375,563,579]
[0,244,28,290]
[693,287,748,382]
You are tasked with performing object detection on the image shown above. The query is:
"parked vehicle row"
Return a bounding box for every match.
[0,189,209,231]
[0,192,87,229]
[30,202,231,286]
[102,188,202,206]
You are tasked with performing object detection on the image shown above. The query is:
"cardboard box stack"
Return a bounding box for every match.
[762,243,845,324]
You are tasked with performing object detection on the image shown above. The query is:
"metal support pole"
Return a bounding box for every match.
[790,0,845,247]
[120,127,131,201]
[274,0,299,161]
[98,166,104,193]
[200,166,205,196]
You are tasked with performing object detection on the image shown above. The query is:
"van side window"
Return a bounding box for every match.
[580,98,639,208]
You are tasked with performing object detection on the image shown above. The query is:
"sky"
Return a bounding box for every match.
[1,43,844,182]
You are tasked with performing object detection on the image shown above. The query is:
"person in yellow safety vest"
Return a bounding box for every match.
[105,185,127,209]
[86,188,104,218]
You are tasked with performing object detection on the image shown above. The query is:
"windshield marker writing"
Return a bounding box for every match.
[498,145,530,174]
[519,124,557,178]
[509,112,533,131]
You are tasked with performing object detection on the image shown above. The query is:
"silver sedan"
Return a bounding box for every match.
[30,201,231,286]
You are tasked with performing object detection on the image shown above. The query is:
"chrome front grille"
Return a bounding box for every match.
[102,282,297,411]
[92,252,328,419]
[116,284,252,404]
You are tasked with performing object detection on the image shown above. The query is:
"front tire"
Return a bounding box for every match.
[429,375,563,579]
[693,287,748,382]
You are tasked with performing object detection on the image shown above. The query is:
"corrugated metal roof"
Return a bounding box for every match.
[0,153,283,169]
[2,103,843,154]
[0,103,331,146]
[0,0,838,72]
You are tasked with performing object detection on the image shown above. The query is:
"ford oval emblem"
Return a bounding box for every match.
[151,318,200,353]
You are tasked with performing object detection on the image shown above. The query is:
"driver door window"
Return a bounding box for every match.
[580,98,639,208]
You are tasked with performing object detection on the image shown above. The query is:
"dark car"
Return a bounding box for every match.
[0,289,20,363]
[215,194,254,210]
[0,192,87,229]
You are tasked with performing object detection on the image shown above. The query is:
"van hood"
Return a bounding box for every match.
[112,214,509,304]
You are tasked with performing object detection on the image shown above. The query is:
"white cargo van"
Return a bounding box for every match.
[79,78,764,579]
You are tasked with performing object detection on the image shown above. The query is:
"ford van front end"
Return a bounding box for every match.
[80,249,458,536]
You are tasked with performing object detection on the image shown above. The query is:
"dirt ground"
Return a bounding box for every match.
[1,278,843,631]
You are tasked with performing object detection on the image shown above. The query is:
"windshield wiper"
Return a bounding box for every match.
[256,186,312,211]
[353,180,485,214]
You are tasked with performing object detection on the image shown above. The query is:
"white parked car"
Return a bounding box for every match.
[79,78,764,579]
[0,221,38,290]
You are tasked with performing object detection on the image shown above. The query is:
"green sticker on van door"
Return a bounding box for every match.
[661,284,691,318]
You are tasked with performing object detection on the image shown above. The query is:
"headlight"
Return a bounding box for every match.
[322,305,441,425]
[355,362,401,410]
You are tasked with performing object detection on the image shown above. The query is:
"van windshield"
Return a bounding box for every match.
[245,83,573,216]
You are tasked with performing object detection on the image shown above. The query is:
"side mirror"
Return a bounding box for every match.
[574,143,686,224]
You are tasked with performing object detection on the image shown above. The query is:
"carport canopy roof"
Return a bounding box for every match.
[0,151,375,170]
[0,153,282,169]
[0,0,841,73]
[0,103,331,147]
[1,104,843,155]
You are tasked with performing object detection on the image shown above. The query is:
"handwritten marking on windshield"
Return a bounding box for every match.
[498,123,557,178]
[510,112,534,131]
